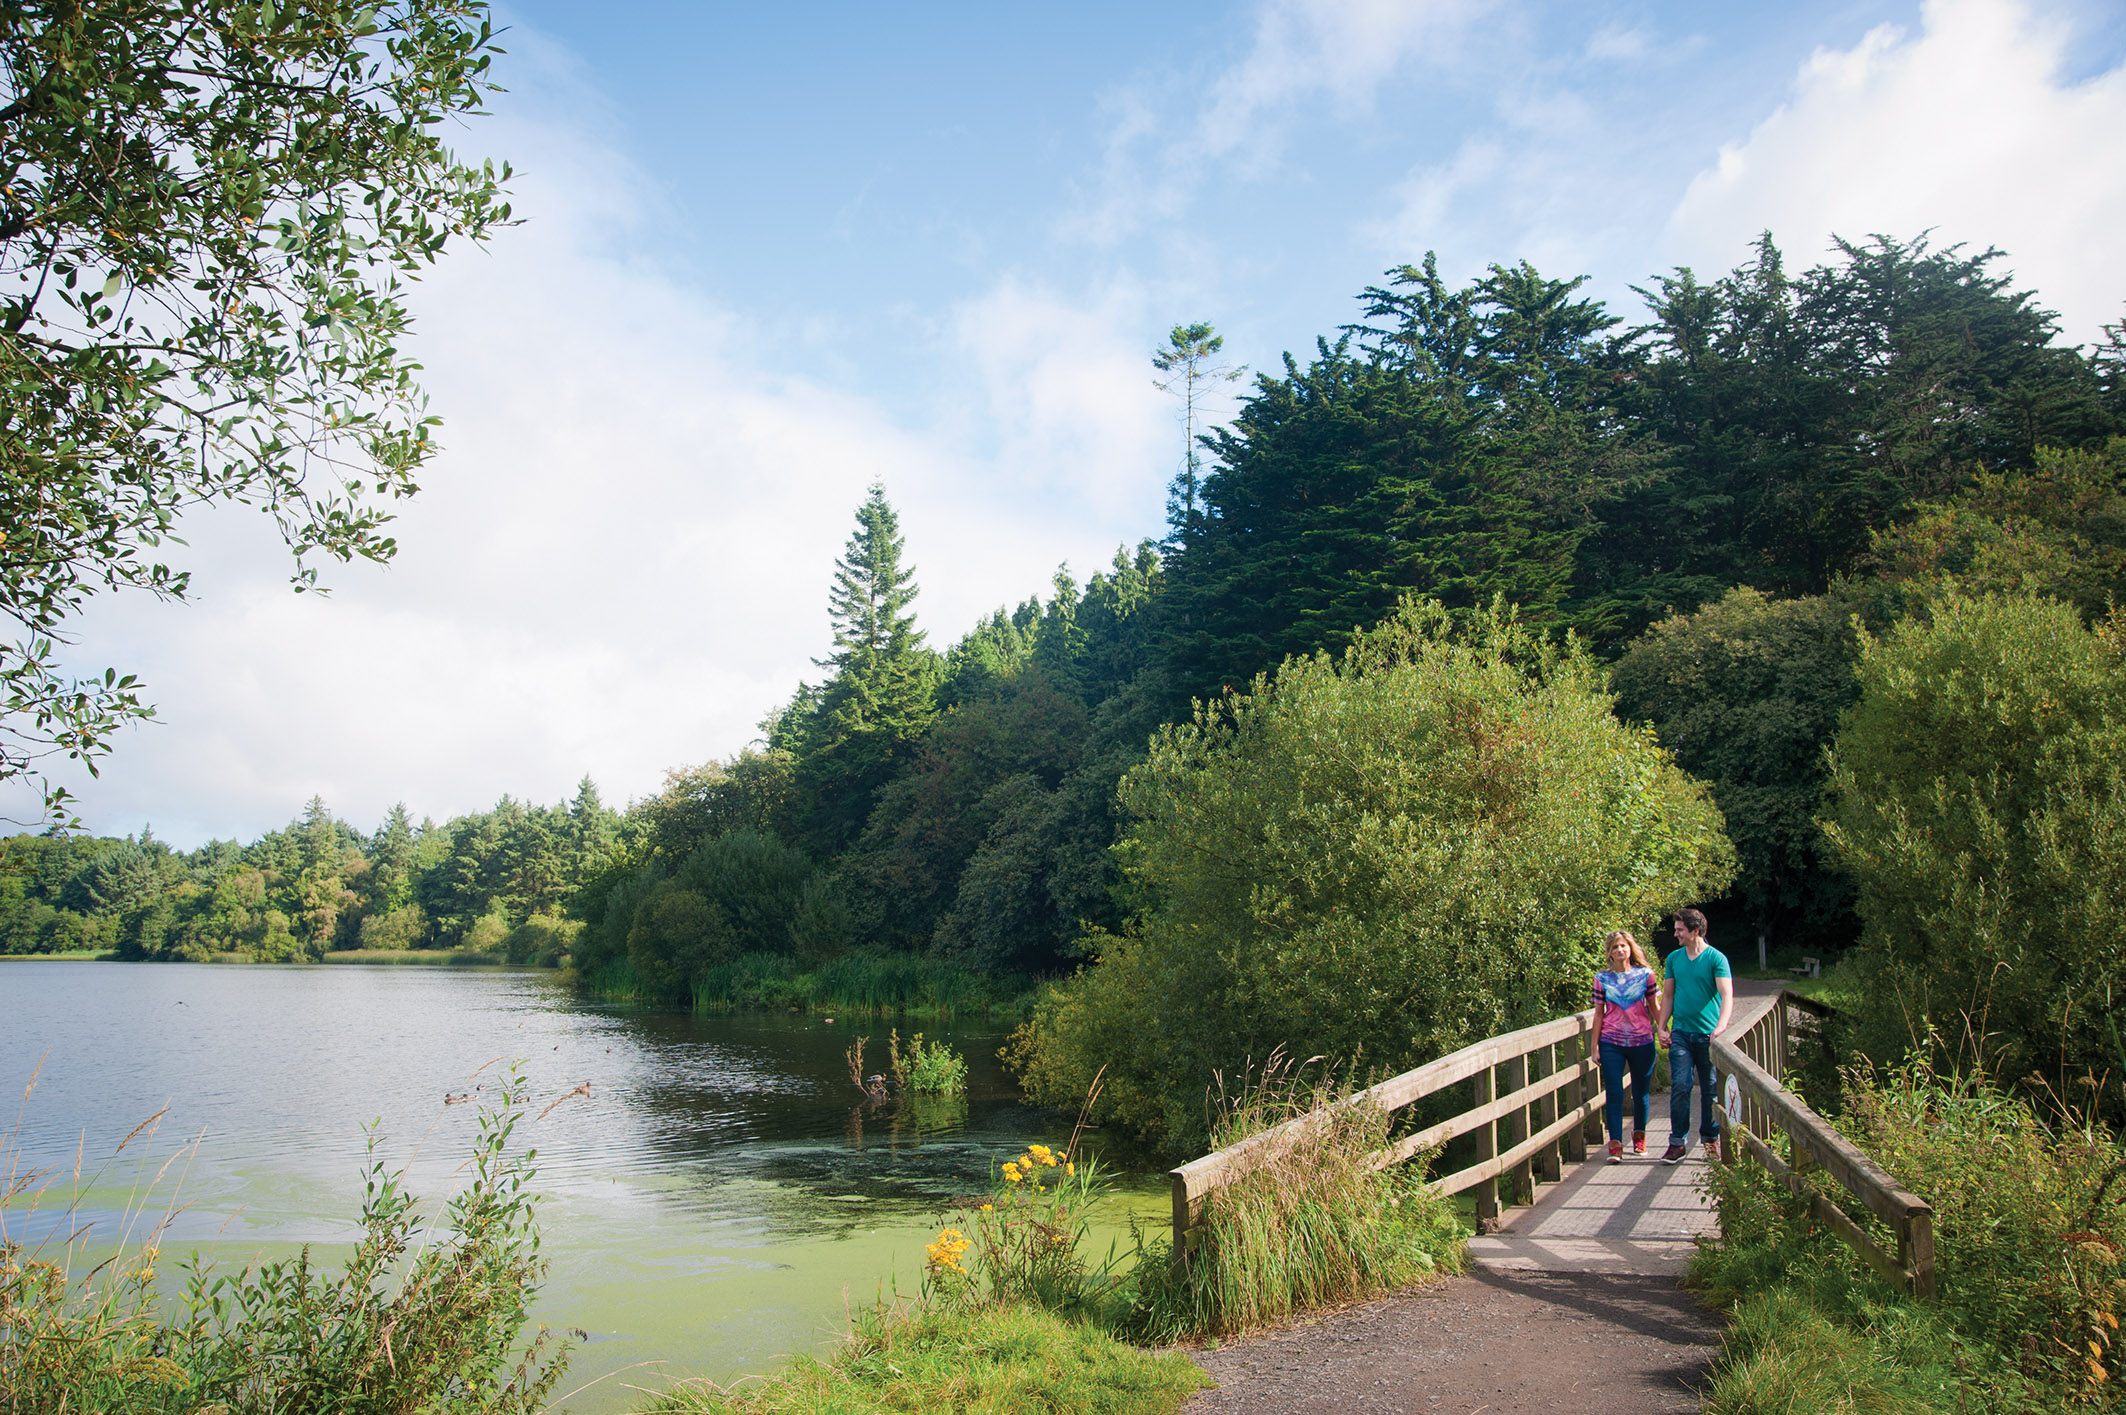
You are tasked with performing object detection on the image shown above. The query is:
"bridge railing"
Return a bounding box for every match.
[1168,1009,1603,1257]
[1711,991,1937,1299]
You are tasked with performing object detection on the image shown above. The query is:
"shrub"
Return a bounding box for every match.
[1824,593,2126,1105]
[0,1074,572,1414]
[1009,598,1734,1146]
[891,1031,968,1097]
[1691,1057,2123,1413]
[501,912,578,966]
[357,902,430,951]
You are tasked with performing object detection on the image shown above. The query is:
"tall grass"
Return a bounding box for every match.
[1122,1054,1466,1342]
[0,1068,572,1414]
[1693,1054,2125,1414]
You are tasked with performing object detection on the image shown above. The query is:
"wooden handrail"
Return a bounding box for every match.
[1711,990,1936,1299]
[1169,1009,1602,1253]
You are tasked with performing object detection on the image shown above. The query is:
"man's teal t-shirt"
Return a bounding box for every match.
[1665,944,1732,1034]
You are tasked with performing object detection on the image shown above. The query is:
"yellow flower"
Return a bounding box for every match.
[1065,1162,1074,1176]
[980,1203,993,1212]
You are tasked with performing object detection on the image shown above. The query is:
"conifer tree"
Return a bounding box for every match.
[794,484,939,851]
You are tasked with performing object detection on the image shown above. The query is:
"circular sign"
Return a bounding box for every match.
[1723,1073,1744,1130]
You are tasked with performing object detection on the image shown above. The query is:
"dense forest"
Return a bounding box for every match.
[0,786,621,961]
[10,233,2124,1028]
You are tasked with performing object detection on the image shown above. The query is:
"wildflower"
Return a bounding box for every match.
[1065,1162,1074,1176]
[980,1203,993,1212]
[925,1227,972,1274]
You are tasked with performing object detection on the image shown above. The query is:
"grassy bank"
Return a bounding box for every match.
[640,1301,1209,1415]
[1692,1057,2124,1414]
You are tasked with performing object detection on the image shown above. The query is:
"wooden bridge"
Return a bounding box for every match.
[1173,982,1936,1412]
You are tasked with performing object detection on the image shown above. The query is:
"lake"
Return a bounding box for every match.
[0,961,1158,1411]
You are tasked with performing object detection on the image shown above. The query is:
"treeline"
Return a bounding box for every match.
[579,232,2125,1017]
[0,784,623,961]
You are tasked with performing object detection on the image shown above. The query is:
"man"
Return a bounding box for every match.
[1656,906,1733,1163]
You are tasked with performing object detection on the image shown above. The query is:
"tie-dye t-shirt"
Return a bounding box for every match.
[1593,966,1657,1046]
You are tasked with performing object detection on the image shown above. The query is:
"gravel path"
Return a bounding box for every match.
[1184,1263,1721,1414]
[1185,1122,1731,1412]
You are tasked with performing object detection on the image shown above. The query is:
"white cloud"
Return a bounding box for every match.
[1067,0,1495,246]
[4,50,1172,845]
[1197,0,1493,161]
[1665,0,2126,344]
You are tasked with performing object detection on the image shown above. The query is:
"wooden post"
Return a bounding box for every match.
[1169,1170,1192,1268]
[1504,1050,1532,1206]
[1902,1212,1937,1299]
[1536,1041,1562,1183]
[1582,1022,1605,1146]
[1472,1065,1498,1230]
[1562,1030,1587,1163]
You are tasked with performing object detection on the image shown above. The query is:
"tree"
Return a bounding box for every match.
[0,0,512,819]
[1610,588,1862,961]
[1824,594,2126,1110]
[1580,236,2118,640]
[1862,439,2126,622]
[1009,599,1734,1146]
[1151,322,1245,536]
[1158,257,1656,703]
[791,483,939,850]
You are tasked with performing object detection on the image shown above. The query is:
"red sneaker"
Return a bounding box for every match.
[1661,1143,1689,1165]
[1704,1138,1725,1163]
[1632,1132,1647,1155]
[1607,1140,1623,1164]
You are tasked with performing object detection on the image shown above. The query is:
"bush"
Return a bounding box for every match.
[891,1031,968,1097]
[501,912,578,966]
[1824,593,2126,1105]
[0,1074,572,1414]
[357,902,430,951]
[1009,598,1734,1146]
[1691,1058,2123,1413]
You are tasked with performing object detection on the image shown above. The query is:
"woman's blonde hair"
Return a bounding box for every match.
[1605,929,1652,971]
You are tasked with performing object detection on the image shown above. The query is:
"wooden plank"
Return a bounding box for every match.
[1170,1010,1599,1202]
[1714,1039,1930,1232]
[1374,1052,1593,1165]
[1359,1010,1598,1113]
[1427,1091,1601,1196]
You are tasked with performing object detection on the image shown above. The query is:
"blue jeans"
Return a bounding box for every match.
[1668,1029,1721,1143]
[1599,1040,1655,1142]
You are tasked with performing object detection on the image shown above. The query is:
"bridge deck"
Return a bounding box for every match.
[1465,1106,1719,1275]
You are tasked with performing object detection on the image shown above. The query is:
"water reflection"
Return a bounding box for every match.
[0,961,1158,1412]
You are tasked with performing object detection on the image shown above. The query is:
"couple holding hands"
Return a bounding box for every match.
[1591,907,1735,1165]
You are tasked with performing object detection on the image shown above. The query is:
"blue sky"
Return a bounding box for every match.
[13,0,2126,844]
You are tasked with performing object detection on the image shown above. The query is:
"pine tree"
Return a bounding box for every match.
[794,484,940,851]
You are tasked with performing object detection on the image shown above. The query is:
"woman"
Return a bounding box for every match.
[1592,930,1658,1162]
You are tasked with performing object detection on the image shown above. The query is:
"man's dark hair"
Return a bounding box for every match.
[1673,907,1708,936]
